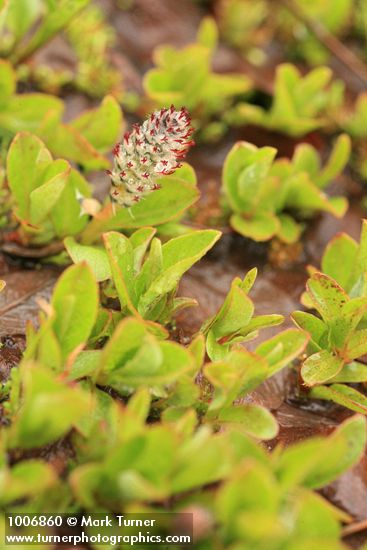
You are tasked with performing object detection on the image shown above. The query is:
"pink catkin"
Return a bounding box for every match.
[109,106,195,207]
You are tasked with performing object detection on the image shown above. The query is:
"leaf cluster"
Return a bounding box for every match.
[227,64,344,137]
[293,220,367,413]
[143,17,252,141]
[222,135,349,242]
[0,61,122,170]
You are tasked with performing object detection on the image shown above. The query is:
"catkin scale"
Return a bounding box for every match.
[108,106,195,207]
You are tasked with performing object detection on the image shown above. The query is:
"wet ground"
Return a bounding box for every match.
[1,0,367,546]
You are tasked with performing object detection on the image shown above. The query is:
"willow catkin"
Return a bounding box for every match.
[108,106,195,207]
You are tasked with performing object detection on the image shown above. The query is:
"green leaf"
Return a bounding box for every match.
[38,113,108,171]
[138,230,221,316]
[292,143,321,178]
[205,349,268,411]
[301,350,344,386]
[4,0,42,43]
[0,93,63,134]
[83,177,199,240]
[330,297,367,349]
[256,329,309,375]
[317,134,351,189]
[332,361,367,383]
[29,161,70,224]
[70,95,123,153]
[197,16,218,50]
[130,227,156,272]
[7,132,52,220]
[69,350,102,380]
[230,212,279,242]
[0,460,56,505]
[306,273,349,322]
[292,311,327,350]
[97,317,150,374]
[48,180,87,241]
[242,267,258,294]
[344,328,367,360]
[12,0,90,63]
[223,141,276,213]
[303,415,367,488]
[51,263,99,360]
[285,173,347,217]
[311,384,367,414]
[9,363,90,448]
[277,214,302,244]
[218,404,278,440]
[204,277,259,361]
[103,231,138,315]
[106,340,193,391]
[276,415,366,490]
[321,232,358,291]
[65,237,111,282]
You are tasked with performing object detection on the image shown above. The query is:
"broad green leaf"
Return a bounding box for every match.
[171,429,233,492]
[256,329,309,375]
[197,16,218,50]
[70,350,102,380]
[291,492,342,542]
[223,141,276,213]
[306,273,348,322]
[321,232,358,291]
[106,340,193,390]
[317,134,351,189]
[301,350,344,386]
[303,415,367,488]
[7,132,52,220]
[0,93,63,134]
[51,263,99,359]
[129,227,156,272]
[277,214,302,244]
[311,384,367,414]
[12,0,90,63]
[71,95,123,153]
[242,267,258,294]
[204,275,268,361]
[230,212,279,241]
[277,415,366,489]
[292,311,327,350]
[218,404,278,440]
[344,328,367,360]
[29,161,70,224]
[217,461,280,522]
[65,237,111,282]
[285,173,347,217]
[103,231,138,315]
[332,361,367,383]
[9,363,90,448]
[0,460,56,505]
[4,0,42,42]
[38,112,108,171]
[138,230,221,316]
[82,177,199,240]
[292,143,321,178]
[205,349,268,411]
[210,281,254,339]
[51,168,91,238]
[98,317,149,374]
[329,297,367,349]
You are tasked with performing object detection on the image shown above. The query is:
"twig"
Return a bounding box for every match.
[280,0,367,88]
[342,518,367,537]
